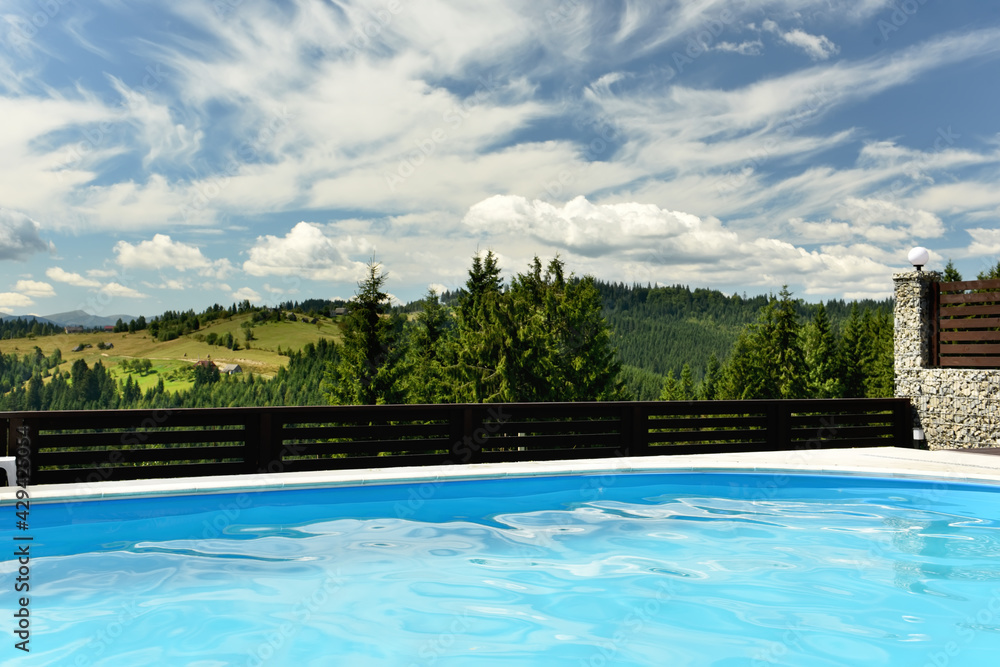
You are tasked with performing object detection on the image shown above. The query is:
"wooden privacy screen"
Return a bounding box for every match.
[3,399,913,485]
[934,278,1000,368]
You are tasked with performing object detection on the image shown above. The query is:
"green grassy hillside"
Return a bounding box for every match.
[0,313,343,394]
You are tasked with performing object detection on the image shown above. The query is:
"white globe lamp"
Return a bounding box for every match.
[907,247,929,271]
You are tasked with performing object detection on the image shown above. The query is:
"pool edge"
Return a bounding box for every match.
[5,446,1000,505]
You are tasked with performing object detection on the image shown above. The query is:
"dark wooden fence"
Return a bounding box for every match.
[933,278,1000,367]
[3,398,913,485]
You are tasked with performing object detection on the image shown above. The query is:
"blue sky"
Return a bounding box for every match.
[2,0,1000,317]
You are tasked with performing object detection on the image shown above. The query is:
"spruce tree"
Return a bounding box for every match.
[660,370,681,401]
[455,250,506,402]
[838,304,867,398]
[977,260,1000,280]
[942,259,962,282]
[700,354,721,400]
[326,258,403,405]
[679,363,695,400]
[803,302,842,398]
[402,289,456,403]
[717,287,807,399]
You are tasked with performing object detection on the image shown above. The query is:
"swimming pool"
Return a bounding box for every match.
[3,469,1000,666]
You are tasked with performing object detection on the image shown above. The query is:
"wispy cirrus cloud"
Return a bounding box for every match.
[0,0,998,309]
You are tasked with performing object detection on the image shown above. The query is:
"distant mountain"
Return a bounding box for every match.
[39,310,137,328]
[0,312,60,327]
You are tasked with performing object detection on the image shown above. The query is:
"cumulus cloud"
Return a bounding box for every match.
[13,280,54,297]
[243,221,367,281]
[462,194,896,298]
[788,218,853,242]
[87,269,120,278]
[46,267,102,288]
[231,286,262,302]
[965,228,1000,257]
[763,21,839,61]
[113,234,233,277]
[0,292,33,310]
[714,40,764,56]
[463,195,737,259]
[0,209,52,260]
[834,197,944,241]
[100,282,148,299]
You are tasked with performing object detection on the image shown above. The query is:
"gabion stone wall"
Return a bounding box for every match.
[893,271,1000,449]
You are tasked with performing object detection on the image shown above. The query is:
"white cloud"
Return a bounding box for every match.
[0,292,33,310]
[0,209,52,260]
[231,287,262,303]
[780,29,840,61]
[763,21,839,61]
[243,221,367,281]
[965,228,1000,257]
[46,267,101,287]
[464,195,736,259]
[834,197,945,242]
[113,233,233,277]
[105,74,203,168]
[461,194,897,298]
[100,283,148,299]
[143,279,188,290]
[714,40,764,56]
[13,279,54,297]
[788,218,853,243]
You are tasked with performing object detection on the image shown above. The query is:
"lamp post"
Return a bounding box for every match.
[907,246,929,271]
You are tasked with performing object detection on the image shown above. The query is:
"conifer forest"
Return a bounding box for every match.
[0,253,897,411]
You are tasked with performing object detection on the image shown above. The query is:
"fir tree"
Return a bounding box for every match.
[402,289,456,403]
[942,259,962,282]
[660,370,681,401]
[455,250,507,402]
[838,304,867,398]
[803,302,842,398]
[326,258,403,405]
[700,354,721,400]
[679,363,695,400]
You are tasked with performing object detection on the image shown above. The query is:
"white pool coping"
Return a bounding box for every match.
[4,446,1000,504]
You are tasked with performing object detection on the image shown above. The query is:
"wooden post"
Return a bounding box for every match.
[930,281,940,367]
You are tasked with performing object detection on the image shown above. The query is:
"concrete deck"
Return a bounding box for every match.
[5,446,1000,504]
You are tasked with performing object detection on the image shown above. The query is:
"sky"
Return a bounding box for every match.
[2,0,1000,318]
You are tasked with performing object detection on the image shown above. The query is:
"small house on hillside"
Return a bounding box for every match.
[71,345,84,352]
[333,307,348,316]
[194,359,215,369]
[220,364,242,375]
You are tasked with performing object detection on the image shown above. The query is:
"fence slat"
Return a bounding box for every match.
[1,399,915,484]
[936,278,1000,369]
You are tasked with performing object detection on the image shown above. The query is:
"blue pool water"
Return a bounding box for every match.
[3,472,1000,666]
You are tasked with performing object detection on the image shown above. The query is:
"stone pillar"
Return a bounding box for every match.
[893,270,939,446]
[892,270,939,372]
[894,270,1000,449]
